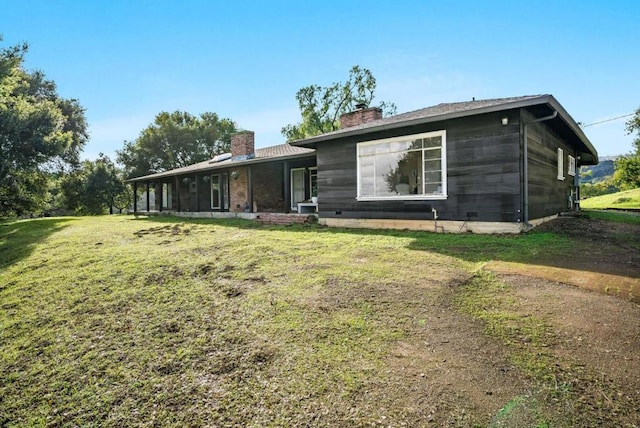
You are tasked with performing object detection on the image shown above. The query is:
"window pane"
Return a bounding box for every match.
[359,156,375,196]
[425,183,442,194]
[357,131,445,198]
[423,136,441,149]
[377,151,406,196]
[359,145,376,156]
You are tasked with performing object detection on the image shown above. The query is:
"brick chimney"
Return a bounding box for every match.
[231,131,255,161]
[339,104,383,129]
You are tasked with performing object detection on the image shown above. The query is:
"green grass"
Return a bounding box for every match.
[583,209,640,225]
[0,215,635,426]
[580,187,640,209]
[0,216,466,426]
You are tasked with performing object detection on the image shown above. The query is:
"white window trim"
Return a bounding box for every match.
[557,148,565,181]
[356,130,447,201]
[567,155,576,177]
[290,167,306,210]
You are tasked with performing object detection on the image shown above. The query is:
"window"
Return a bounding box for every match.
[567,155,576,176]
[162,183,172,209]
[309,167,318,198]
[211,174,221,209]
[357,131,447,200]
[557,148,565,181]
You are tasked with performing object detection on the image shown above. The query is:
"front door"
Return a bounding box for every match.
[290,168,305,211]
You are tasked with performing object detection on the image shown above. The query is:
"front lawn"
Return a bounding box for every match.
[1,215,638,426]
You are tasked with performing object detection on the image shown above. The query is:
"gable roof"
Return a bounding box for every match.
[291,94,598,164]
[127,143,314,182]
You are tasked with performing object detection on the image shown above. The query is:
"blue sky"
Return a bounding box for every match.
[2,0,639,161]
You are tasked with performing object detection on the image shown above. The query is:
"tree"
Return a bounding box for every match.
[625,106,640,153]
[117,111,237,179]
[60,154,130,214]
[614,155,640,190]
[614,107,640,190]
[0,37,88,217]
[281,65,397,141]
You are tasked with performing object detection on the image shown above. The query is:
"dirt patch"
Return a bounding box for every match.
[308,217,640,425]
[497,273,640,426]
[134,224,193,238]
[488,216,640,303]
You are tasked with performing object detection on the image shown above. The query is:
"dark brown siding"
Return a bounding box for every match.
[522,109,575,220]
[316,110,522,222]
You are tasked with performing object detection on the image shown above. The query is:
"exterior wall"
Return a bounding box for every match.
[253,162,287,212]
[522,109,576,220]
[316,110,522,222]
[229,166,249,212]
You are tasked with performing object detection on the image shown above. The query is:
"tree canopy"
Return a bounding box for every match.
[281,66,396,141]
[117,111,237,179]
[60,154,130,215]
[0,38,88,217]
[613,107,640,190]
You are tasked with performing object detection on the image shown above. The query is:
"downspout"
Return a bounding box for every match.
[522,110,558,226]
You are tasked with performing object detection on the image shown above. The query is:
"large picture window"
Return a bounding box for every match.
[357,131,447,200]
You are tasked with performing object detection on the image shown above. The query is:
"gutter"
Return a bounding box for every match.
[522,110,558,226]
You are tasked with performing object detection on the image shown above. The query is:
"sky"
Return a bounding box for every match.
[2,0,639,161]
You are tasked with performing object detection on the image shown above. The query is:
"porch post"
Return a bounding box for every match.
[247,165,253,212]
[159,182,163,212]
[175,176,181,212]
[283,161,290,213]
[133,182,138,213]
[195,174,200,212]
[146,182,150,213]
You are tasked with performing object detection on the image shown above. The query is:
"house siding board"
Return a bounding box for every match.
[317,111,521,222]
[523,110,575,220]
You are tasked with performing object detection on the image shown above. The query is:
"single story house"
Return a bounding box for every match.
[128,94,598,233]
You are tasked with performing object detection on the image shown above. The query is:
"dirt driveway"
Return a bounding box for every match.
[370,216,640,426]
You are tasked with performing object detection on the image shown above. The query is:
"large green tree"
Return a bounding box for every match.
[117,111,237,178]
[281,65,397,141]
[60,154,129,215]
[0,38,88,217]
[614,107,640,190]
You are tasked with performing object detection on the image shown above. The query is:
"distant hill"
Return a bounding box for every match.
[580,160,614,184]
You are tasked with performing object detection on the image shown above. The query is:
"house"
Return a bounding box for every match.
[129,94,598,233]
[128,131,318,222]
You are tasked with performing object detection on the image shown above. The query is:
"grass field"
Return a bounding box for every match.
[580,187,640,209]
[1,215,638,426]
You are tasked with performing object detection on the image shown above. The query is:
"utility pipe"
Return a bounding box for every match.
[522,110,557,226]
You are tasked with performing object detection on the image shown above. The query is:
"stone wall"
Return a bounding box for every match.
[229,166,249,212]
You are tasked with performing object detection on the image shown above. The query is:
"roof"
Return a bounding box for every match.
[127,143,315,182]
[291,95,598,164]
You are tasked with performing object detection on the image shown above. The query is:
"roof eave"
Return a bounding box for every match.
[291,96,556,147]
[546,96,599,165]
[126,151,315,183]
[291,94,598,165]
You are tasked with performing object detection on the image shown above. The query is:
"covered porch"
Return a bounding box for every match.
[128,133,317,220]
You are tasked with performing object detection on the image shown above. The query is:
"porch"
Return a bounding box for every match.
[130,155,318,217]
